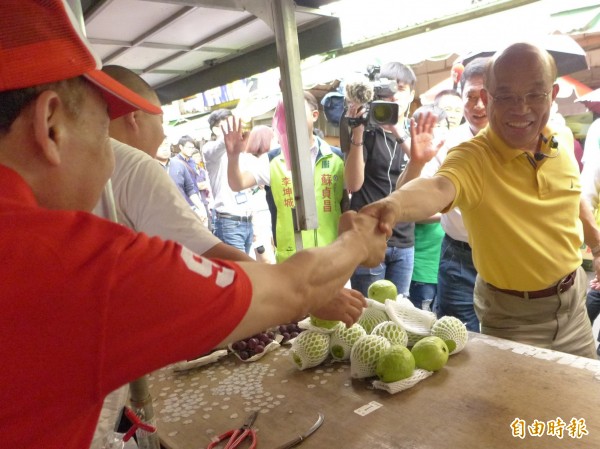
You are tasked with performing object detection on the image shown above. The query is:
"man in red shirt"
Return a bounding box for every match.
[0,2,386,448]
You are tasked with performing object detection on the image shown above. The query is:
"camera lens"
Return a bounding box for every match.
[372,103,394,123]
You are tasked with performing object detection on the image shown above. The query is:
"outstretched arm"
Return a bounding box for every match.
[203,242,255,262]
[220,211,387,344]
[222,116,259,191]
[361,175,456,237]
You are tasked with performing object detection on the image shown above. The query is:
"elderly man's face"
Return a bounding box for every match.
[133,92,164,158]
[483,49,557,152]
[63,83,114,211]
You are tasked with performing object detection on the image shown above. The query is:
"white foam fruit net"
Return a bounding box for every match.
[371,321,408,347]
[365,298,387,311]
[289,331,331,370]
[431,316,469,354]
[385,298,436,335]
[329,323,367,361]
[406,331,427,347]
[372,369,434,394]
[357,306,389,334]
[350,335,391,378]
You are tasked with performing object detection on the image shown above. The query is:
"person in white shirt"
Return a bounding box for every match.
[94,65,253,262]
[579,124,600,357]
[435,58,489,332]
[203,109,257,254]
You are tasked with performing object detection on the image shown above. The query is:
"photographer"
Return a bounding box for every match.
[343,62,417,297]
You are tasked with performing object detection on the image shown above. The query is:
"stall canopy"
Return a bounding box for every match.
[81,0,342,104]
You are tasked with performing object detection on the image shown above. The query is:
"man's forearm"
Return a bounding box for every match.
[226,154,253,191]
[223,215,384,343]
[581,198,600,250]
[344,134,365,192]
[203,242,255,262]
[396,159,426,189]
[189,193,205,211]
[389,176,455,223]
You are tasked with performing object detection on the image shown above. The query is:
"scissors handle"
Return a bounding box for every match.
[224,429,242,449]
[207,429,237,449]
[228,429,257,449]
[206,411,258,449]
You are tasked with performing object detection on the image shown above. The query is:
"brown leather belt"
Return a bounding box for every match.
[487,270,576,299]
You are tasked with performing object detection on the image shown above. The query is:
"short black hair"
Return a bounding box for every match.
[304,91,318,111]
[412,104,448,127]
[434,89,461,105]
[0,77,86,135]
[460,57,489,91]
[380,62,417,90]
[178,135,196,148]
[208,109,233,130]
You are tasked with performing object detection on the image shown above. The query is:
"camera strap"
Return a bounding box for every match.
[364,128,377,155]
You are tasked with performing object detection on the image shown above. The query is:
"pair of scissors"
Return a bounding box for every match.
[207,411,258,449]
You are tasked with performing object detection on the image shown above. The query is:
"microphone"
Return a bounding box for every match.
[534,135,559,160]
[344,78,374,106]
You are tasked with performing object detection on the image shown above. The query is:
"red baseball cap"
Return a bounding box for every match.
[0,0,162,119]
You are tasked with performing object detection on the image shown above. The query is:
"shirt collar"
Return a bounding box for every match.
[483,125,557,164]
[0,165,38,208]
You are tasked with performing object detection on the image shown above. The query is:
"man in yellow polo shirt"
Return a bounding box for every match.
[362,42,599,358]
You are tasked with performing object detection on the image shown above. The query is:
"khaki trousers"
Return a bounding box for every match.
[474,267,597,359]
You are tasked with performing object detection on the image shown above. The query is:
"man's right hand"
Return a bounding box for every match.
[409,112,445,165]
[222,116,244,157]
[338,211,387,267]
[359,196,401,240]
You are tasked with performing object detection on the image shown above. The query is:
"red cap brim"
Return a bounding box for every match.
[84,70,162,119]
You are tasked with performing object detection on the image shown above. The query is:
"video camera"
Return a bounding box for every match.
[346,65,399,128]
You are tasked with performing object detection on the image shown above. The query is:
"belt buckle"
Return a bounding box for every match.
[557,272,573,294]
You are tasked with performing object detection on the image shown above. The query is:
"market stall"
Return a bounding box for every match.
[145,333,600,449]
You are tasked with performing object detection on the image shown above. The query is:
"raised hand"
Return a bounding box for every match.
[221,116,244,157]
[409,112,445,165]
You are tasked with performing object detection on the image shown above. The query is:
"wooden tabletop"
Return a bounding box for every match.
[146,333,600,449]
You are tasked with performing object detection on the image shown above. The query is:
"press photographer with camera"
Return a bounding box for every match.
[343,62,417,297]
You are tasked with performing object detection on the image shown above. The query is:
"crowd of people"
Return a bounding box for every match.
[169,52,600,362]
[2,2,600,449]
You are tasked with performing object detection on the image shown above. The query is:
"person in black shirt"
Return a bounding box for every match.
[344,62,417,296]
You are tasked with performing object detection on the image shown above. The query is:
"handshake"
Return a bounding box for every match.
[338,205,397,267]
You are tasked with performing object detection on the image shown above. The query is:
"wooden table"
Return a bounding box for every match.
[146,333,600,449]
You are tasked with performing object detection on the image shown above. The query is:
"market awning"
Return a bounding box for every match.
[82,0,342,104]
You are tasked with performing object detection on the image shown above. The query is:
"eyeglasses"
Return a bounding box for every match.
[488,91,551,107]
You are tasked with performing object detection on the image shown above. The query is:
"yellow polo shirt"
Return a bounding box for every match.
[437,125,582,290]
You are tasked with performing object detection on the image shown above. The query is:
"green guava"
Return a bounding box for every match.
[411,336,449,372]
[367,280,398,303]
[309,315,340,329]
[376,345,415,383]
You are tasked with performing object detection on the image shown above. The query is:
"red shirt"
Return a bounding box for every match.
[0,165,252,449]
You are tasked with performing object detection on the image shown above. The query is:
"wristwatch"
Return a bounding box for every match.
[396,133,408,144]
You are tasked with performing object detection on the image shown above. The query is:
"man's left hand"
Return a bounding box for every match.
[310,288,367,328]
